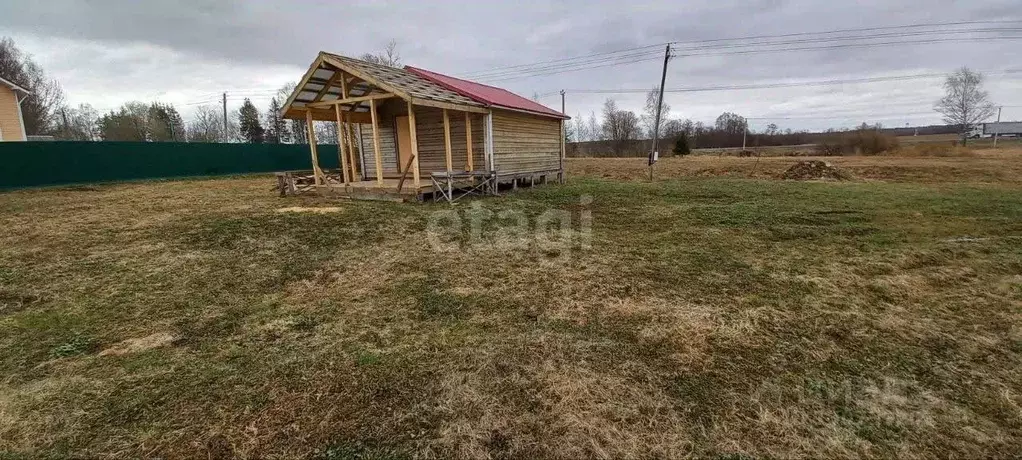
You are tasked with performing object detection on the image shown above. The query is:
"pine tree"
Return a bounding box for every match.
[238,98,265,143]
[265,97,289,144]
[673,135,690,156]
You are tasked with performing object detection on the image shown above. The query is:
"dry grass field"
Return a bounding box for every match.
[1,150,1021,458]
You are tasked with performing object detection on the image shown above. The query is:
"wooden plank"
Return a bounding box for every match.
[335,105,351,183]
[346,123,360,180]
[306,111,322,185]
[409,101,421,188]
[307,92,396,108]
[286,107,371,123]
[465,112,474,172]
[411,97,488,114]
[320,54,410,99]
[443,109,453,173]
[370,99,384,185]
[314,70,344,103]
[281,55,326,118]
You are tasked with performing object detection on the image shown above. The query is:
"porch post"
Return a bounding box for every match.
[443,109,453,173]
[346,123,360,181]
[370,99,384,185]
[305,110,322,185]
[335,105,350,183]
[407,100,421,189]
[465,112,474,172]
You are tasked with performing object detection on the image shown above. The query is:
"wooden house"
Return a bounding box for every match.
[280,52,569,201]
[0,76,30,142]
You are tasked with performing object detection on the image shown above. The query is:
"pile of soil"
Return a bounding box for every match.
[781,160,852,181]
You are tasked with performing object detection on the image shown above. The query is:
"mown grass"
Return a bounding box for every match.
[0,161,1021,458]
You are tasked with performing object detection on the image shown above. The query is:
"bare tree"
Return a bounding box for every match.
[573,112,590,142]
[601,98,640,154]
[641,86,670,139]
[587,112,601,141]
[360,40,401,67]
[277,81,307,144]
[314,121,337,145]
[0,37,65,135]
[187,105,223,142]
[54,104,99,141]
[715,112,747,136]
[935,67,996,144]
[662,119,684,139]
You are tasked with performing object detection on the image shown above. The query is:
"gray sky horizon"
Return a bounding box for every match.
[2,0,1021,133]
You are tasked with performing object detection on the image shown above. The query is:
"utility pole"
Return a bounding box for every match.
[222,92,228,143]
[994,106,1002,147]
[742,120,748,150]
[648,43,671,181]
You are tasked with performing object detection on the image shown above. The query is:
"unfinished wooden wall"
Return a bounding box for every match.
[414,107,485,174]
[358,101,485,178]
[491,109,562,175]
[357,100,399,179]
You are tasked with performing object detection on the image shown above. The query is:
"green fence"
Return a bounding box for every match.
[0,141,340,189]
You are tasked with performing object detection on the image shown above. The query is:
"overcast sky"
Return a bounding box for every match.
[2,0,1021,132]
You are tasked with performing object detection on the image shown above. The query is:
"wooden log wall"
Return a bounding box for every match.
[491,109,562,174]
[414,107,484,174]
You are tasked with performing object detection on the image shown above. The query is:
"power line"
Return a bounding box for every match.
[553,69,1022,95]
[670,19,1022,46]
[461,19,1022,81]
[480,35,1022,83]
[672,35,1022,59]
[481,54,666,83]
[466,50,665,80]
[458,43,666,78]
[669,27,1022,53]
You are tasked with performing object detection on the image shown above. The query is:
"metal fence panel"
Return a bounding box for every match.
[0,141,340,189]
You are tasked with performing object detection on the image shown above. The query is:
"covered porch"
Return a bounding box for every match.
[281,52,495,201]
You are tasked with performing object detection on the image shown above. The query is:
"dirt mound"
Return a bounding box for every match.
[782,160,852,181]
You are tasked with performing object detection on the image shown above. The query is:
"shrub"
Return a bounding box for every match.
[672,136,691,156]
[816,129,899,156]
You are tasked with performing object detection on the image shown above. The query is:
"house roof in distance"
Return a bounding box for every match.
[405,66,568,120]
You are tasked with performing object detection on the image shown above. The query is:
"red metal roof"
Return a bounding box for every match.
[405,66,568,119]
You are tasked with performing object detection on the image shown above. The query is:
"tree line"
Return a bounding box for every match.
[0,37,404,144]
[566,89,817,156]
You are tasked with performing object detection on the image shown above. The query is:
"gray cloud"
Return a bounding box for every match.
[1,0,1020,130]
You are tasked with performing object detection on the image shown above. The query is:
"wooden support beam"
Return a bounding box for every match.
[410,97,488,114]
[314,70,344,102]
[307,92,396,109]
[409,101,421,189]
[335,105,350,183]
[443,109,453,173]
[345,123,360,180]
[370,99,384,186]
[321,54,410,99]
[305,111,322,185]
[465,112,474,172]
[287,107,372,124]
